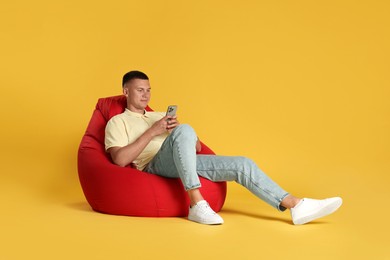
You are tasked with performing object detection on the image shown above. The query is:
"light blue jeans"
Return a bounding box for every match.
[144,124,289,211]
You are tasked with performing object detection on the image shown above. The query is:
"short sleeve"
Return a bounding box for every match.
[105,116,129,151]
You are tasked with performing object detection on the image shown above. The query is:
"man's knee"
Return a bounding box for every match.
[234,156,257,170]
[172,124,197,139]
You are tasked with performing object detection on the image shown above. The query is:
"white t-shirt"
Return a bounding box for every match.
[105,109,169,170]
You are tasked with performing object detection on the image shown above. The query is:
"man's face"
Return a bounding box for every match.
[123,79,151,113]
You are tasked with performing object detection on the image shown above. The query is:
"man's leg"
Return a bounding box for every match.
[145,124,342,225]
[195,155,342,224]
[144,124,223,224]
[195,155,290,211]
[145,124,202,192]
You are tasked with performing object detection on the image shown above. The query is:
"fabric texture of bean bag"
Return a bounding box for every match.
[77,95,227,217]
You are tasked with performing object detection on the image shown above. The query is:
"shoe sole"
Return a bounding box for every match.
[293,199,343,225]
[188,216,224,225]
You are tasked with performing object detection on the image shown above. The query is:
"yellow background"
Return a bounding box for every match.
[1,0,389,259]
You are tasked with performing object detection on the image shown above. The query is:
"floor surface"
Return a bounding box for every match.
[1,163,389,260]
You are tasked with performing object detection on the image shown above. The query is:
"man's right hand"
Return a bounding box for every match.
[148,116,179,136]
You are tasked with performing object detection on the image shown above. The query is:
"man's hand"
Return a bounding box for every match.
[166,116,179,133]
[148,116,180,136]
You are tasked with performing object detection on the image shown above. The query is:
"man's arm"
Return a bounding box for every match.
[108,115,178,167]
[108,129,155,167]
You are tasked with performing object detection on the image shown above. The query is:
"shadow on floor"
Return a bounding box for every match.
[66,201,93,212]
[221,207,328,225]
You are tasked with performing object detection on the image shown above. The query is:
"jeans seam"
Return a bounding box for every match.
[242,170,288,211]
[172,125,200,190]
[198,165,283,210]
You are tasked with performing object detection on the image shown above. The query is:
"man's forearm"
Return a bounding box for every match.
[109,129,154,167]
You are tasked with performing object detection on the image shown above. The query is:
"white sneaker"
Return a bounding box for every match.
[188,200,224,225]
[291,197,343,225]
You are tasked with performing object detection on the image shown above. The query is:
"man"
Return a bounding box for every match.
[105,70,342,225]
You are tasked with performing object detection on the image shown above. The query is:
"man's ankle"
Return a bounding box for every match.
[281,195,302,209]
[188,188,204,207]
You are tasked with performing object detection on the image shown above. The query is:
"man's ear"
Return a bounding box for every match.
[123,87,128,97]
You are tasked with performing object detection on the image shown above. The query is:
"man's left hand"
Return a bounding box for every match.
[166,116,179,133]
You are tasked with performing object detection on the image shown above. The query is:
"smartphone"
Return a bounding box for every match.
[166,105,178,117]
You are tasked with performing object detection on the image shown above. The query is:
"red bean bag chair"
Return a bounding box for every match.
[77,95,227,217]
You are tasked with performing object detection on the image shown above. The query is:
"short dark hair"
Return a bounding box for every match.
[122,70,149,87]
